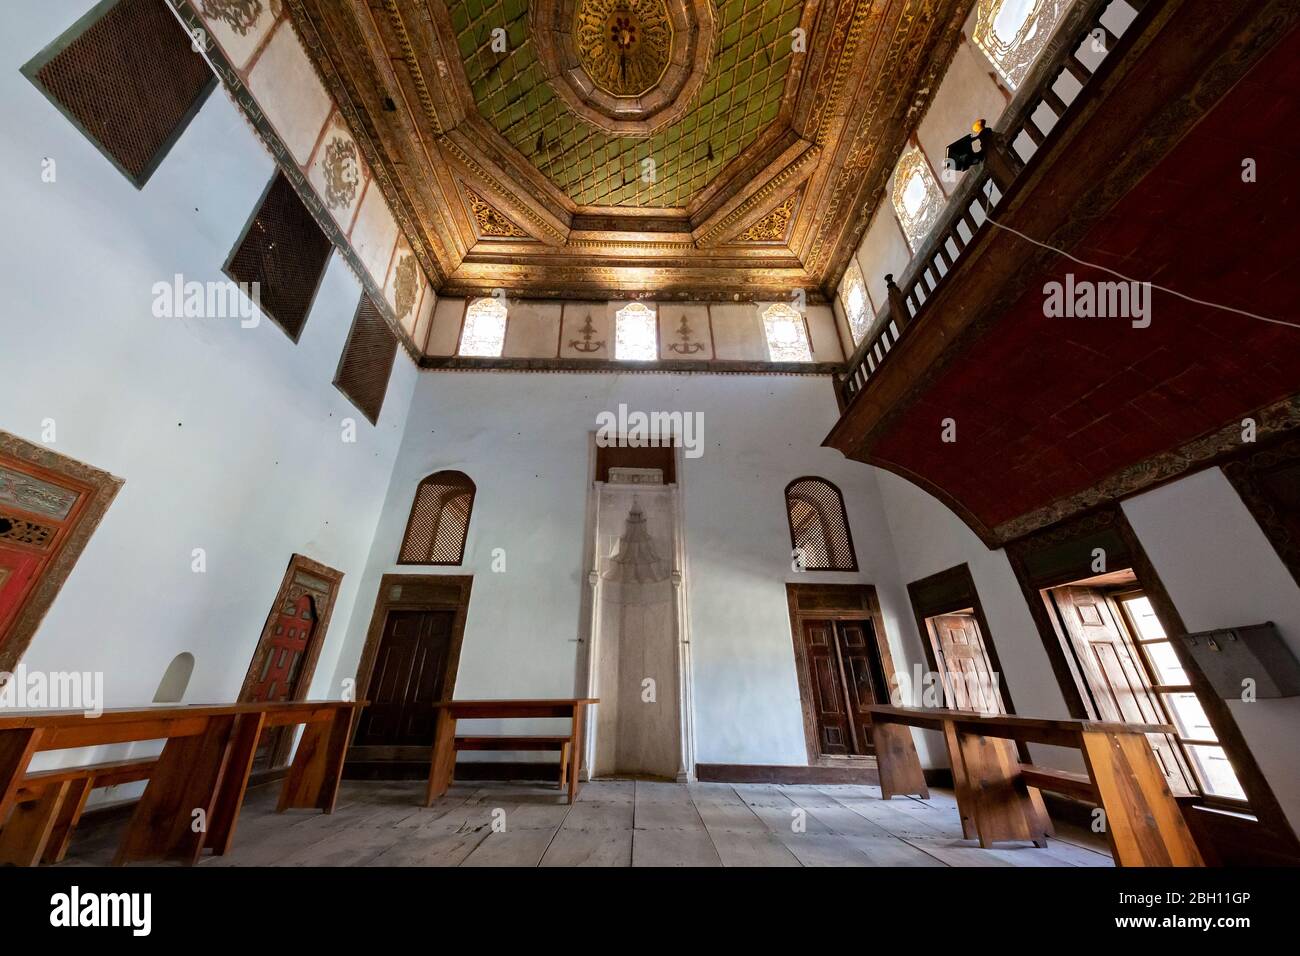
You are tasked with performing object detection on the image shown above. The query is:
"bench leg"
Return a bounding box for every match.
[116,716,236,866]
[941,720,977,839]
[558,743,570,791]
[42,776,94,864]
[207,712,265,853]
[956,731,1051,848]
[0,780,71,866]
[425,711,457,807]
[280,708,356,813]
[1080,730,1203,866]
[872,721,929,800]
[0,728,43,826]
[568,707,585,804]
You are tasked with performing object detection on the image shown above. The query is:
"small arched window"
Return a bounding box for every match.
[972,0,1071,90]
[761,303,813,362]
[458,297,508,356]
[398,471,475,565]
[891,145,945,250]
[786,477,857,571]
[840,260,870,345]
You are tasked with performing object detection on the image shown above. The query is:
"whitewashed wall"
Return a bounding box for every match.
[331,372,925,768]
[1123,469,1300,836]
[0,2,418,782]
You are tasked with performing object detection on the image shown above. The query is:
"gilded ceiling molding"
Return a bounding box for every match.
[282,0,449,283]
[440,138,567,245]
[379,0,443,135]
[463,185,530,239]
[695,147,819,247]
[736,190,801,243]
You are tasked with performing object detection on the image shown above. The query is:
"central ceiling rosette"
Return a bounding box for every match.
[531,0,718,136]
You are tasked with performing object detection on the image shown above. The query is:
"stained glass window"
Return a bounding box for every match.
[614,302,657,361]
[458,297,508,356]
[972,0,1072,89]
[762,303,813,362]
[840,260,870,345]
[891,146,946,250]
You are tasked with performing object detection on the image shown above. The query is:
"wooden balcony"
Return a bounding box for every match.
[825,0,1300,545]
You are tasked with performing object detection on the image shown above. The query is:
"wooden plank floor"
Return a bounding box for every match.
[54,779,1114,867]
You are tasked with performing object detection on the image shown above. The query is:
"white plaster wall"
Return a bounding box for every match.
[331,372,926,767]
[1,2,417,776]
[873,471,1081,770]
[1122,468,1300,835]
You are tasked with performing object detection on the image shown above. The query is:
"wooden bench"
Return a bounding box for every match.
[427,699,598,805]
[865,705,1204,866]
[0,757,157,866]
[455,735,573,788]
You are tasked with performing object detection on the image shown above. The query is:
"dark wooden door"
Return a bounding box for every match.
[926,613,1004,714]
[353,608,456,746]
[1051,585,1191,792]
[800,618,887,756]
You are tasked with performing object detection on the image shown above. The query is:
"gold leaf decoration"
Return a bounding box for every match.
[737,193,797,243]
[464,186,528,238]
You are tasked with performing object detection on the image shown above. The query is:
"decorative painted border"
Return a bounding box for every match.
[164,0,422,360]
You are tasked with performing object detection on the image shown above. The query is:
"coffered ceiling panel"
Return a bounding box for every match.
[285,0,974,301]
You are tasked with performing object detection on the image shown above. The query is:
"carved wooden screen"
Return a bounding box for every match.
[226,171,334,340]
[22,0,216,187]
[786,477,858,571]
[335,292,399,424]
[398,472,476,566]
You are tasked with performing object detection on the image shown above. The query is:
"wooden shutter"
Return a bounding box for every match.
[226,172,334,340]
[23,0,216,186]
[335,293,398,424]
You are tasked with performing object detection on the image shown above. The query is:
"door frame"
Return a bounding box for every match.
[237,553,344,767]
[0,431,123,673]
[786,583,896,767]
[354,573,472,714]
[906,563,1017,715]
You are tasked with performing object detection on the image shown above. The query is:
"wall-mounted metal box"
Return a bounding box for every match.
[1179,622,1300,699]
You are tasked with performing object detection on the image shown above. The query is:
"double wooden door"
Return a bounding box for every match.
[801,618,889,756]
[352,608,456,747]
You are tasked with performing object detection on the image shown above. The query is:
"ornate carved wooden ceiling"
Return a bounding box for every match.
[284,0,974,301]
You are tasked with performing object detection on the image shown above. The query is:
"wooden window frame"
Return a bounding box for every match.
[784,476,859,572]
[785,583,897,767]
[906,563,1018,716]
[397,471,476,567]
[1004,505,1299,858]
[333,292,398,425]
[20,0,217,190]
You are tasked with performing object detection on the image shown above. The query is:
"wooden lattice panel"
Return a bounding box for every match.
[786,477,857,571]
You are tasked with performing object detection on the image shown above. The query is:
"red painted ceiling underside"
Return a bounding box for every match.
[870,25,1300,532]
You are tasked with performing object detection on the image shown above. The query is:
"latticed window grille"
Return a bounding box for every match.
[23,0,216,187]
[398,472,476,565]
[335,293,398,424]
[227,171,334,339]
[786,477,858,571]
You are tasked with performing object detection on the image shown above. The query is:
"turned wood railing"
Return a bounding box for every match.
[837,0,1156,407]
